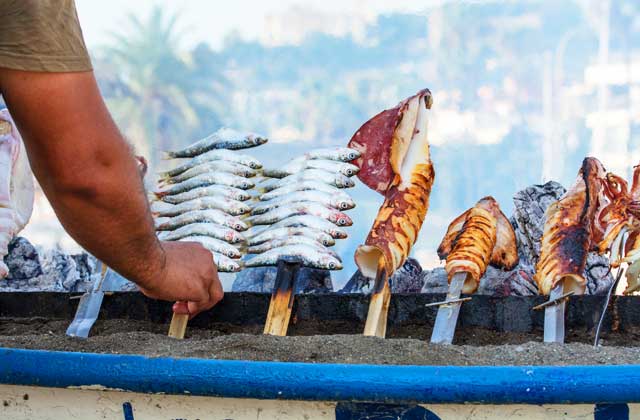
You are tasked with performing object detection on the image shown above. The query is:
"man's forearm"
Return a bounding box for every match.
[0,69,165,286]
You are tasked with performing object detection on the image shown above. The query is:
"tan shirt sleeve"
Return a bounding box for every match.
[0,0,92,72]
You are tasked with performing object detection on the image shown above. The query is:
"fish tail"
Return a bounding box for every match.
[146,191,159,202]
[161,151,176,160]
[152,190,166,199]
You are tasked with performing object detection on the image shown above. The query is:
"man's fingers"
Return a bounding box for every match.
[172,301,189,314]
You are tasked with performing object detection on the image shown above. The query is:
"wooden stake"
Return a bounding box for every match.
[263,257,302,336]
[168,313,189,339]
[363,257,391,337]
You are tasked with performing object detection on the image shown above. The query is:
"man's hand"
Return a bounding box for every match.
[0,69,225,316]
[138,241,223,318]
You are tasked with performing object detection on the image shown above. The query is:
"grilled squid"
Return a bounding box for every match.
[593,165,640,294]
[350,89,435,277]
[534,157,606,295]
[438,196,518,294]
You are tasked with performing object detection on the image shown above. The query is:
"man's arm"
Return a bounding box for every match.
[0,68,222,316]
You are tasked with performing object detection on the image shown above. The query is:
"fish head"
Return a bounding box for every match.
[344,148,361,162]
[334,197,356,211]
[332,213,353,227]
[329,228,348,239]
[340,163,360,177]
[319,254,343,270]
[320,237,334,246]
[240,180,254,189]
[337,177,355,188]
[250,134,268,146]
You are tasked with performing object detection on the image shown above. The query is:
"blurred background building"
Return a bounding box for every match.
[6,0,640,289]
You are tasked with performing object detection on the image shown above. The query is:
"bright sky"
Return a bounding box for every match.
[75,0,431,49]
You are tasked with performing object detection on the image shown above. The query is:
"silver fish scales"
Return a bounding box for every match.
[246,202,352,226]
[152,197,251,217]
[155,209,248,232]
[251,190,355,214]
[161,160,257,184]
[155,173,255,197]
[158,185,251,204]
[158,223,245,244]
[165,128,268,158]
[267,215,348,239]
[243,244,343,270]
[259,169,354,192]
[246,226,335,246]
[259,181,341,201]
[164,150,262,176]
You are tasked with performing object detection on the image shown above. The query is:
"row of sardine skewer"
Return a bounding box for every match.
[241,147,361,270]
[150,128,267,272]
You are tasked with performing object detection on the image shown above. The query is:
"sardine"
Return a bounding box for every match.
[152,197,251,217]
[247,227,335,246]
[260,169,354,192]
[251,190,355,214]
[154,217,171,228]
[259,181,340,201]
[268,215,348,239]
[155,209,248,232]
[165,128,268,158]
[177,237,242,272]
[158,223,245,244]
[163,150,262,177]
[158,185,251,204]
[243,245,342,270]
[301,147,361,162]
[263,159,360,179]
[174,235,241,259]
[160,160,256,184]
[155,173,255,196]
[246,236,338,257]
[246,202,353,226]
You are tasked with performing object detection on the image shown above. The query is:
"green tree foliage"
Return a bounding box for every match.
[95,6,228,164]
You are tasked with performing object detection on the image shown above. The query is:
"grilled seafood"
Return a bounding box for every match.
[437,196,518,294]
[535,157,607,295]
[352,89,435,277]
[165,128,267,158]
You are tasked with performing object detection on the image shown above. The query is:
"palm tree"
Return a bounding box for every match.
[96,6,228,166]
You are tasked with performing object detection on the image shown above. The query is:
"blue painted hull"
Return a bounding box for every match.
[0,347,639,405]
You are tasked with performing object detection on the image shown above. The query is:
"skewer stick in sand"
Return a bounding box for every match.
[263,257,302,336]
[363,257,391,338]
[430,271,469,344]
[168,312,189,339]
[543,284,566,343]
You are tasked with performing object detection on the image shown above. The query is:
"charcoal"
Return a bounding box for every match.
[231,266,333,293]
[340,258,423,294]
[4,237,42,280]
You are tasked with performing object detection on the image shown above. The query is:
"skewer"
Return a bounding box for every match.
[532,291,575,310]
[168,313,189,339]
[67,263,133,338]
[424,296,472,308]
[363,257,391,337]
[430,271,468,345]
[263,257,302,336]
[594,267,625,348]
[543,284,566,343]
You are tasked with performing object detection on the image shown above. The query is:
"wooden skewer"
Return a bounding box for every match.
[168,313,189,339]
[263,257,302,336]
[363,257,391,338]
[424,296,472,308]
[532,291,574,310]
